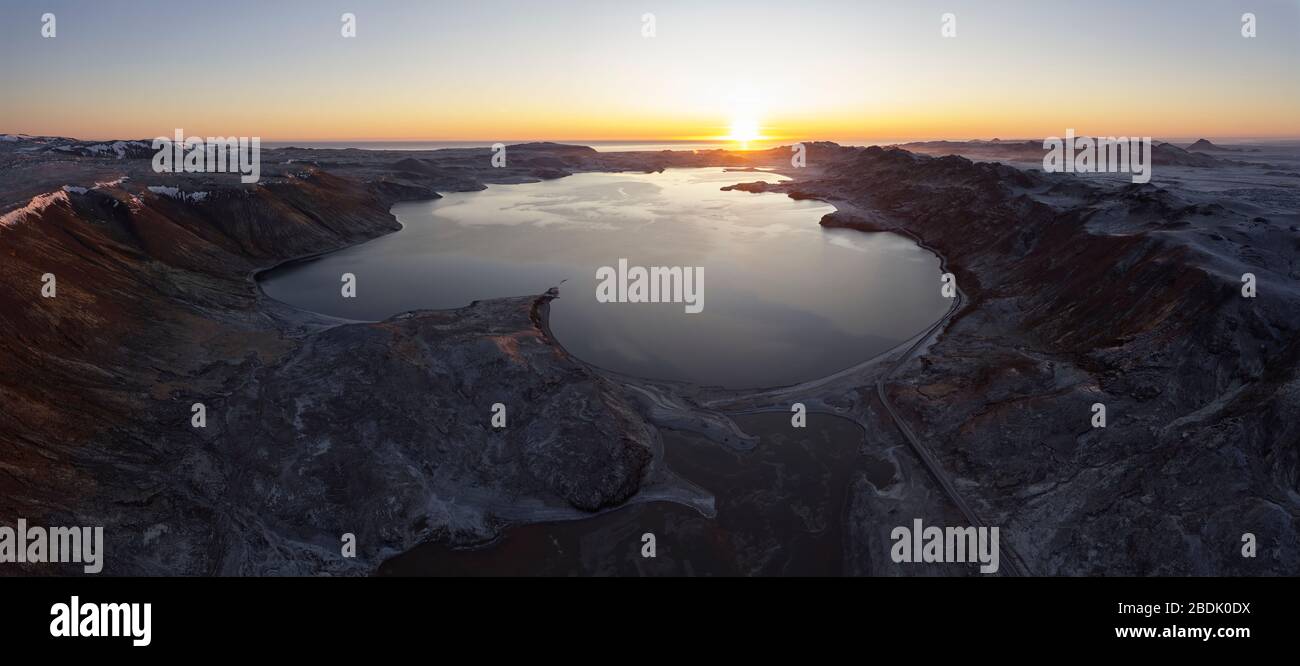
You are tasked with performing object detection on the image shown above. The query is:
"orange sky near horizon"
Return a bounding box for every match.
[16,91,1299,144]
[3,0,1298,143]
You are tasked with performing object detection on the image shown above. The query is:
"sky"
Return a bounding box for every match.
[1,0,1298,142]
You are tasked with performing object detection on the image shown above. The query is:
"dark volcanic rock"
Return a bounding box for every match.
[719,181,776,193]
[776,142,1300,575]
[183,295,655,574]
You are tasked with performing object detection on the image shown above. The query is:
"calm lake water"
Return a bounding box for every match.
[260,168,948,388]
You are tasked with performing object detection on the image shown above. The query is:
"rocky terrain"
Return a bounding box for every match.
[714,142,1300,574]
[895,137,1255,168]
[0,137,771,574]
[2,134,1297,575]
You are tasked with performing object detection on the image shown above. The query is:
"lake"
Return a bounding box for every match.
[259,168,948,388]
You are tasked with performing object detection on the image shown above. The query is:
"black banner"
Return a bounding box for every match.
[1,576,1286,655]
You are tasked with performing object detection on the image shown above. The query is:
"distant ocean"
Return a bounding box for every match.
[259,139,917,153]
[261,140,740,153]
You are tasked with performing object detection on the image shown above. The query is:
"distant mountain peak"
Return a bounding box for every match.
[1187,138,1233,152]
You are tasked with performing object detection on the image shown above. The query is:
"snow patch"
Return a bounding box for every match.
[147,185,210,203]
[141,523,170,547]
[62,185,89,194]
[84,140,139,159]
[93,176,129,189]
[0,190,71,228]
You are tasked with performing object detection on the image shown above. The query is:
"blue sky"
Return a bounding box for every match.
[2,0,1297,140]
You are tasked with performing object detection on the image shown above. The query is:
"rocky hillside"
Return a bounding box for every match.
[762,145,1299,574]
[0,141,707,574]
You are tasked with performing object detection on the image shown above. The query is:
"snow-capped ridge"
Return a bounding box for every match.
[0,190,71,228]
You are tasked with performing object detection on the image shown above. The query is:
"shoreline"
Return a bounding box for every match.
[241,163,959,571]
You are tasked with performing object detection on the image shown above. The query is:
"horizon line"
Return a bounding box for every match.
[10,132,1300,145]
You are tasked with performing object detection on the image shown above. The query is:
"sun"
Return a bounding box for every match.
[726,114,763,145]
